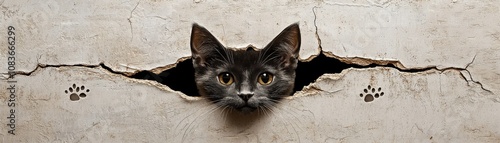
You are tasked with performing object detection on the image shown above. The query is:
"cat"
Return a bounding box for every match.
[190,23,300,113]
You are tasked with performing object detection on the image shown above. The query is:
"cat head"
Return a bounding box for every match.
[190,23,300,113]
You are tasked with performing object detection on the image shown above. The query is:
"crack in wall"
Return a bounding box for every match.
[320,0,392,8]
[308,5,491,93]
[127,1,140,41]
[325,52,492,93]
[307,6,322,62]
[323,1,370,8]
[1,63,129,78]
[459,55,492,93]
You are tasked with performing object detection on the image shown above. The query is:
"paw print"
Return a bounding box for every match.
[359,85,384,102]
[65,84,90,101]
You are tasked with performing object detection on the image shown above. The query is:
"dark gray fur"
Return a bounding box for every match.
[190,23,301,113]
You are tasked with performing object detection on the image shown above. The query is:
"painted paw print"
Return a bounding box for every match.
[65,84,90,101]
[359,85,384,102]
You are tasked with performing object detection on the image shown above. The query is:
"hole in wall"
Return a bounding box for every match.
[130,59,199,96]
[130,52,390,97]
[294,52,367,92]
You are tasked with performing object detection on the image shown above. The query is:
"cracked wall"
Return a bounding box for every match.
[1,0,500,142]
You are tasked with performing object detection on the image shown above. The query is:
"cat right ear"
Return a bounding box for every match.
[190,23,225,67]
[262,23,301,67]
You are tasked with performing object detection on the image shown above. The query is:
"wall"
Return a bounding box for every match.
[1,0,499,142]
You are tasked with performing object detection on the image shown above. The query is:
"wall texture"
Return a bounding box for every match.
[1,0,499,142]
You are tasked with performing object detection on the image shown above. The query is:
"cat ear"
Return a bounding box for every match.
[190,23,225,67]
[262,23,301,66]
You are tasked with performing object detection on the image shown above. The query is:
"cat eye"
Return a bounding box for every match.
[218,72,234,85]
[258,72,274,85]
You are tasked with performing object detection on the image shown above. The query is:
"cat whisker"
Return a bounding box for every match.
[258,44,270,62]
[261,105,273,118]
[226,48,234,64]
[264,107,273,117]
[214,46,231,64]
[267,97,282,103]
[258,107,266,118]
[271,101,304,125]
[175,101,213,131]
[223,105,231,124]
[257,49,263,64]
[221,45,233,64]
[207,98,221,104]
[266,103,302,142]
[212,58,229,66]
[262,106,267,115]
[264,96,286,105]
[256,106,261,115]
[263,104,291,133]
[259,106,269,117]
[261,55,281,65]
[229,107,234,117]
[259,50,280,65]
[178,106,210,142]
[259,37,282,62]
[181,103,221,142]
[206,96,229,106]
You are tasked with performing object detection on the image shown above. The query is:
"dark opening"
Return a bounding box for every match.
[130,52,386,96]
[294,53,366,91]
[130,59,199,96]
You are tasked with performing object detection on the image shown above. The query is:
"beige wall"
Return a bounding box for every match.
[1,0,499,142]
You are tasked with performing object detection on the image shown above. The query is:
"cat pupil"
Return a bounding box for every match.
[258,72,273,85]
[221,73,231,83]
[261,73,270,82]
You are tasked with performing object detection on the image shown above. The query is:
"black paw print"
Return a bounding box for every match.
[65,84,90,101]
[359,85,384,102]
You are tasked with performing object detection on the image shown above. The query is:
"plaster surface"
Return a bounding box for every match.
[1,0,499,142]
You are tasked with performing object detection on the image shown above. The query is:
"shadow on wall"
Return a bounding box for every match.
[131,52,371,97]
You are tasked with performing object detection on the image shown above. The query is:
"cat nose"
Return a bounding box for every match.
[237,92,254,102]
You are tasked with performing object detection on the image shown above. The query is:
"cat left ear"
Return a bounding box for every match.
[190,23,225,67]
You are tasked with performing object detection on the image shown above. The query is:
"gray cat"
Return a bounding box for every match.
[190,23,300,113]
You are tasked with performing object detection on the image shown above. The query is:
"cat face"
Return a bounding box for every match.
[190,23,300,113]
